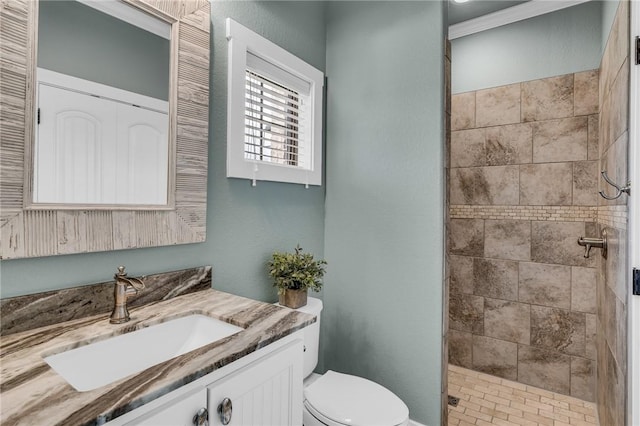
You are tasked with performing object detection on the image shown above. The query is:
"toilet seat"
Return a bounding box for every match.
[304,370,409,426]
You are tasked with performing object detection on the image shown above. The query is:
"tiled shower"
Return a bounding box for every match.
[447,1,630,424]
[449,69,599,401]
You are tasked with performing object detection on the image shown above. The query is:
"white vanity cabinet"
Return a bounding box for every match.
[207,338,303,425]
[109,333,303,426]
[126,389,208,426]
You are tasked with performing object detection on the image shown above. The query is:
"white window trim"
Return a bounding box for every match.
[225,18,324,187]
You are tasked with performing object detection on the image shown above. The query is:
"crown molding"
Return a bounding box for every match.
[448,0,592,40]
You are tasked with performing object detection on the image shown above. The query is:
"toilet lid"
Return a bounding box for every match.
[304,370,409,426]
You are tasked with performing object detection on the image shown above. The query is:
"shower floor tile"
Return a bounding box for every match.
[447,364,598,426]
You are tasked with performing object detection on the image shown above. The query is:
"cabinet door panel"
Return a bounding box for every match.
[207,341,303,426]
[125,388,206,426]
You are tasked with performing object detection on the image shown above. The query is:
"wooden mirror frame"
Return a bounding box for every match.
[0,0,210,259]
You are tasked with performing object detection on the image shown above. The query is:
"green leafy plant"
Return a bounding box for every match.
[268,245,327,295]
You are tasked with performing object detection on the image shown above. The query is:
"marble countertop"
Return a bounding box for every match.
[0,289,315,426]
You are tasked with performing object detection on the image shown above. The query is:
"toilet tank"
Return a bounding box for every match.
[279,297,322,378]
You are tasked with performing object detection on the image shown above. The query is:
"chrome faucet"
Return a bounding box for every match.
[110,266,145,324]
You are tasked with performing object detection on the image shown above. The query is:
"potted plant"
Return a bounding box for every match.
[268,244,327,308]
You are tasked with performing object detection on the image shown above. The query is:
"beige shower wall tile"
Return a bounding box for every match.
[600,30,610,106]
[587,114,599,160]
[484,298,530,345]
[571,357,595,401]
[531,305,586,357]
[450,218,484,257]
[531,221,595,267]
[476,83,521,127]
[485,123,533,166]
[451,129,485,168]
[615,296,627,372]
[603,224,627,359]
[600,72,614,151]
[573,161,598,206]
[484,220,531,261]
[571,266,597,314]
[604,285,618,356]
[450,254,474,295]
[601,0,629,99]
[451,166,519,205]
[574,70,599,116]
[445,57,451,115]
[473,335,518,380]
[452,92,476,130]
[532,117,588,163]
[518,345,571,394]
[586,313,596,360]
[449,329,472,368]
[450,292,484,334]
[609,60,630,150]
[601,131,629,207]
[520,163,572,206]
[473,258,519,301]
[600,57,630,156]
[518,262,571,309]
[606,343,626,426]
[445,113,451,170]
[522,74,574,122]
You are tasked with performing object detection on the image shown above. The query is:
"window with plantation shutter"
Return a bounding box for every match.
[245,69,301,167]
[226,18,324,186]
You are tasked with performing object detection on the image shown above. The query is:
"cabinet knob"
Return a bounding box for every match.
[193,407,208,426]
[218,397,233,425]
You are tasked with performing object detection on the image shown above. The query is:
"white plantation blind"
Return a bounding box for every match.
[244,52,311,170]
[244,69,303,167]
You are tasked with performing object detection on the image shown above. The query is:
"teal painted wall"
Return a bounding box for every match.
[206,1,326,301]
[322,2,445,425]
[601,0,620,54]
[451,1,603,93]
[0,1,326,301]
[38,0,170,100]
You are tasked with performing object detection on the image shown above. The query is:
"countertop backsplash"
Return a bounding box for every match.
[0,266,212,336]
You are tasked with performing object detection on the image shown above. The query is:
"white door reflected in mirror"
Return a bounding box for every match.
[34,70,169,205]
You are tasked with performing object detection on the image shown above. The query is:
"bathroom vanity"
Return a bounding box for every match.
[0,278,314,426]
[111,331,304,426]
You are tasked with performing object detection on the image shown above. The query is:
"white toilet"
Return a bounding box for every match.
[282,297,410,426]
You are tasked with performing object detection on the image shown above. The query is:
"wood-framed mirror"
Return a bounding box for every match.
[0,0,210,259]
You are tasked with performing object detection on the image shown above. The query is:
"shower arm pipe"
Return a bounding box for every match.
[599,170,631,200]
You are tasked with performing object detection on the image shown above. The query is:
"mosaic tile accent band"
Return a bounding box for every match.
[596,205,628,230]
[450,205,597,222]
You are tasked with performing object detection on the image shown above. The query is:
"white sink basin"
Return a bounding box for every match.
[44,314,244,391]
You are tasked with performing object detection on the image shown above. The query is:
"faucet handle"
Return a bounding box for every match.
[116,266,126,276]
[577,230,607,259]
[129,277,145,291]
